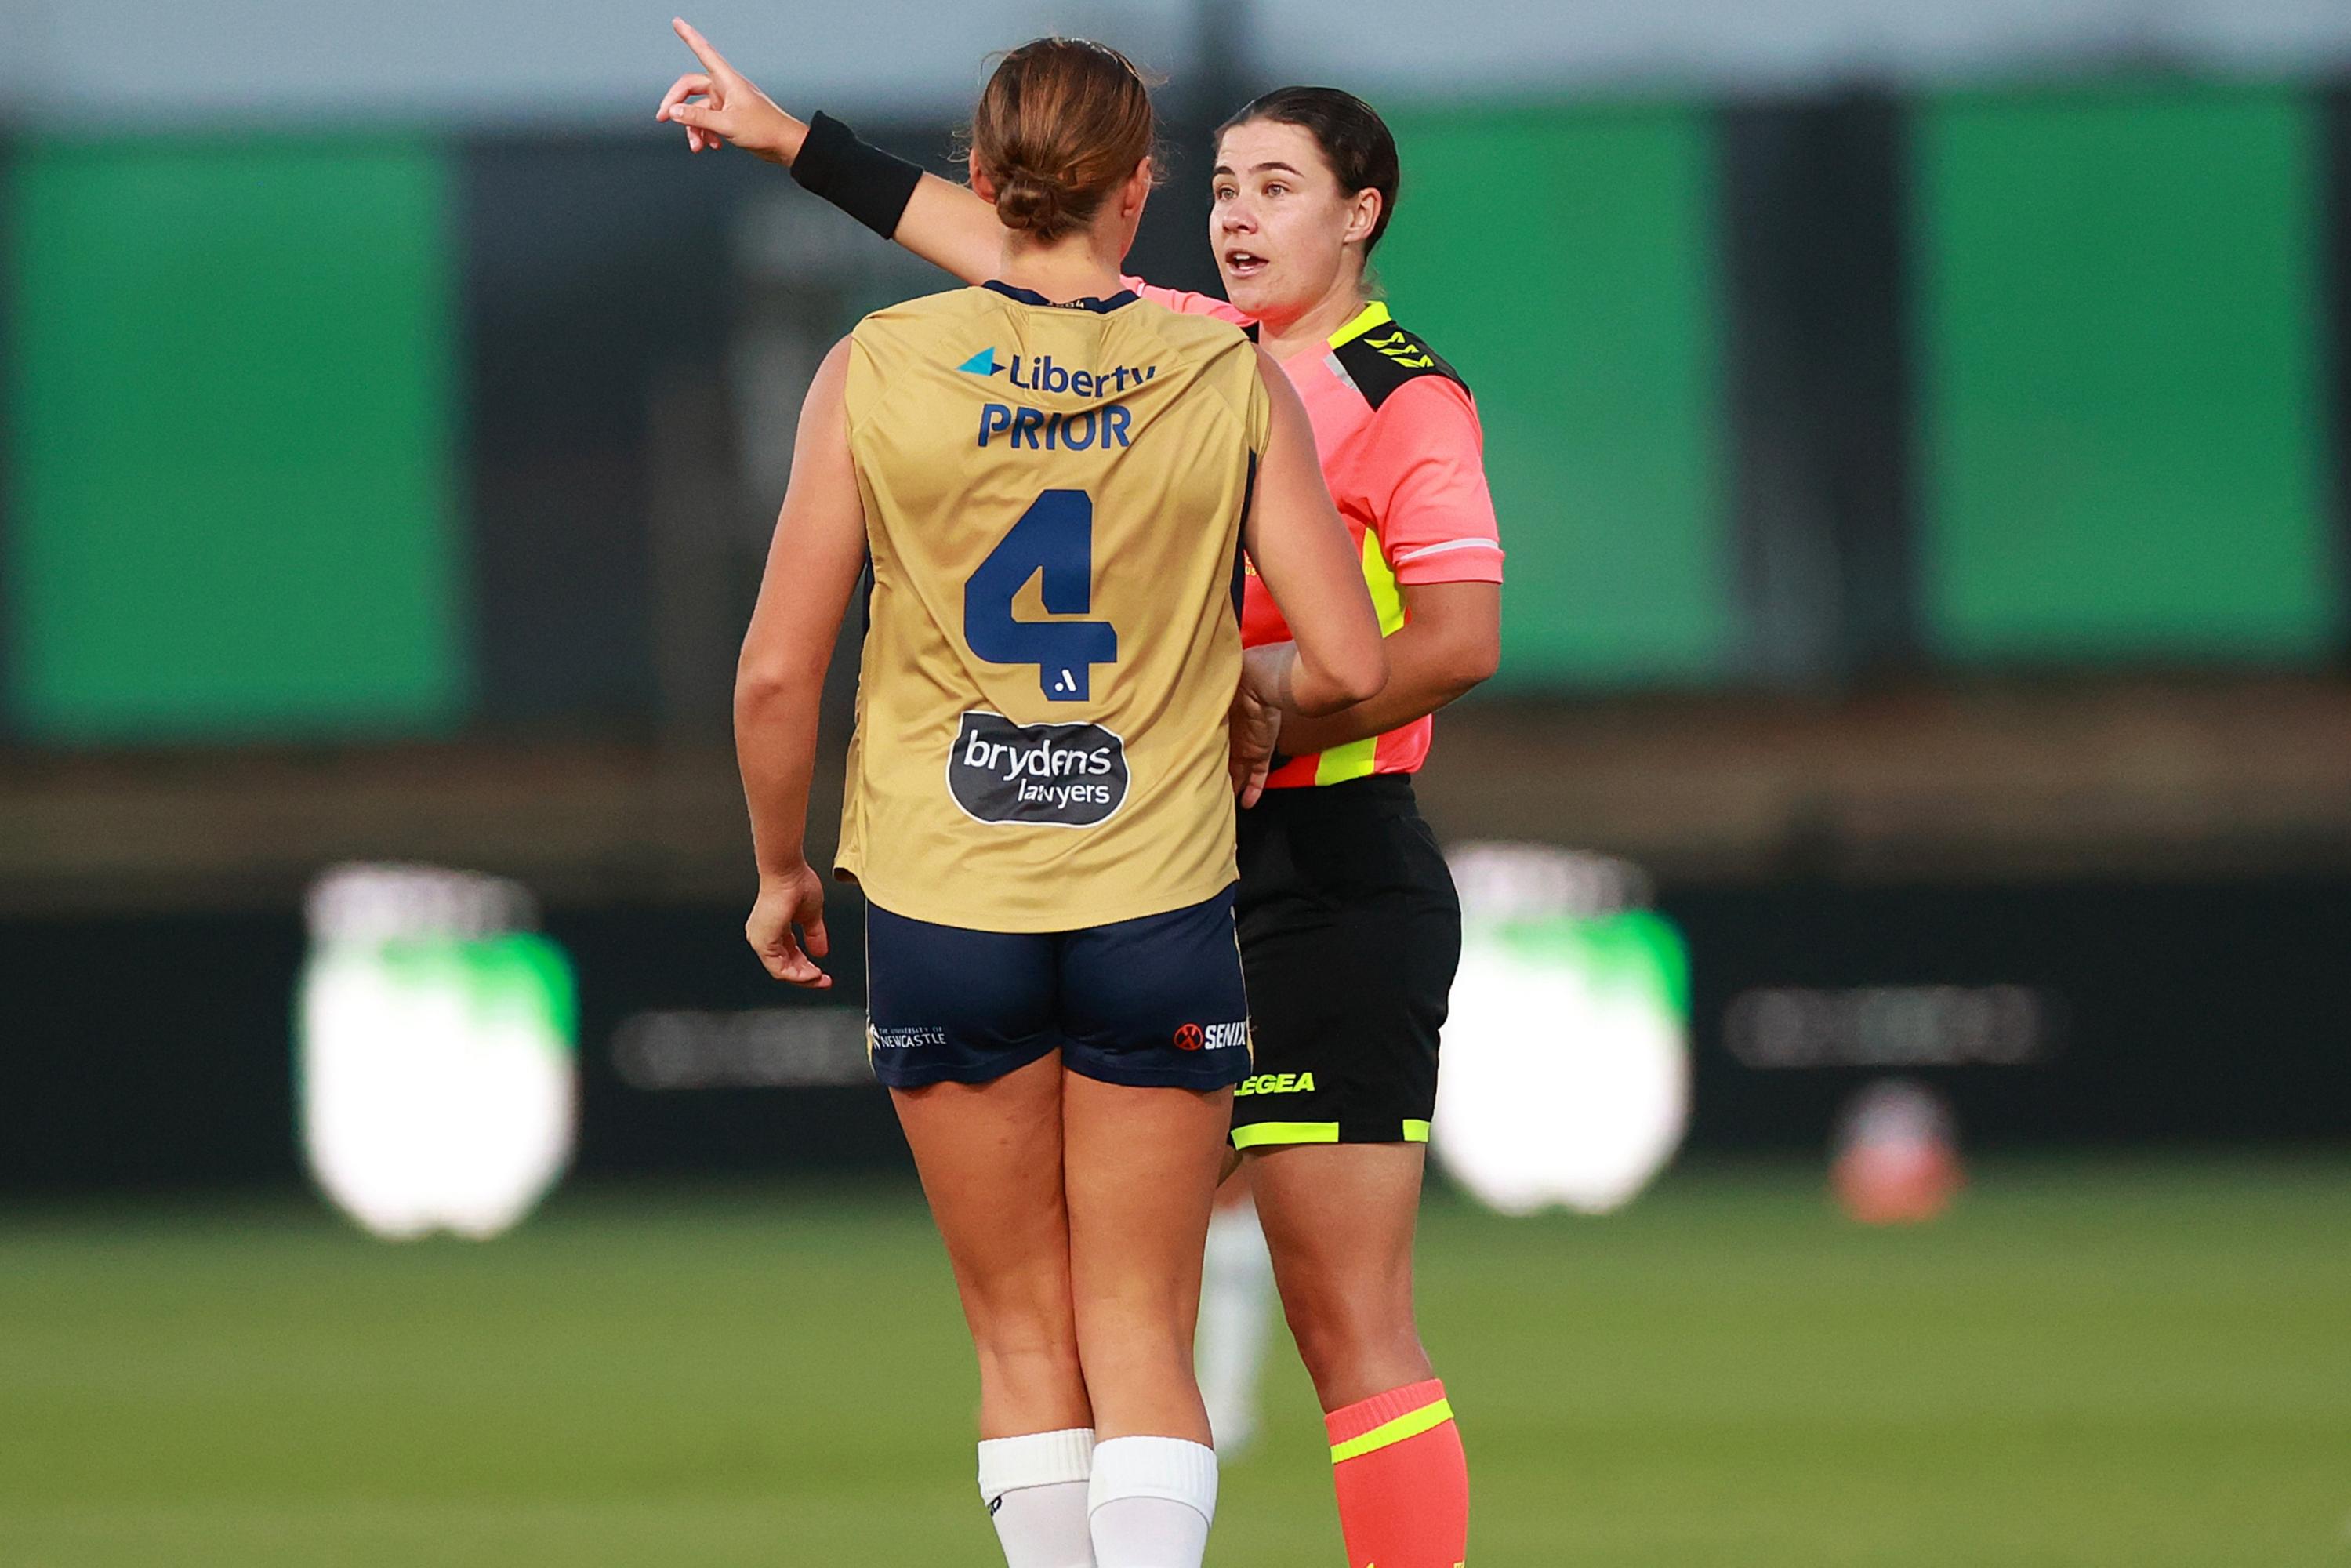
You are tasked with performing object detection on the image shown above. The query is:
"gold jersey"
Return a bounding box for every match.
[836,281,1269,932]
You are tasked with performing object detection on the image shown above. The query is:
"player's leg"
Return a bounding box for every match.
[1058,888,1254,1567]
[1232,793,1449,1407]
[1248,1142,1431,1404]
[869,902,1094,1568]
[1249,1147,1468,1568]
[1061,1070,1231,1567]
[893,1061,1097,1568]
[1232,780,1469,1568]
[893,1055,1090,1434]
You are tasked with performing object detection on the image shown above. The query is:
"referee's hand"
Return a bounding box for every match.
[746,862,833,988]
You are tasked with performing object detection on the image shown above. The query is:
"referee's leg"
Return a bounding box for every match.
[1248,1142,1431,1403]
[1253,1146,1468,1568]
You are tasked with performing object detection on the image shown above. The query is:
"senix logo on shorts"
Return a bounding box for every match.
[959,347,1151,452]
[1173,1021,1250,1053]
[947,711,1130,828]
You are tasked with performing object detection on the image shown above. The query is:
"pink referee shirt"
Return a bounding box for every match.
[1123,279,1505,788]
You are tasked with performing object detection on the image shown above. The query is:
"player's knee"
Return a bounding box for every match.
[978,1333,1083,1376]
[972,1315,1084,1391]
[966,1281,1080,1359]
[1280,1273,1417,1387]
[1072,1290,1193,1370]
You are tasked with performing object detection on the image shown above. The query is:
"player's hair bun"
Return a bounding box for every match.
[971,38,1157,245]
[991,160,1070,238]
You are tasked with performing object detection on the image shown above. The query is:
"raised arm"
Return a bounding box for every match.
[1240,345,1388,720]
[656,18,1004,283]
[734,337,869,988]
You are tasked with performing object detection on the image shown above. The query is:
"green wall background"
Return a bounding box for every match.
[5,138,466,742]
[0,89,2342,745]
[1378,103,1733,691]
[1914,85,2340,662]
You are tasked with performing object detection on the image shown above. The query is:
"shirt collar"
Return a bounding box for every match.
[983,280,1140,314]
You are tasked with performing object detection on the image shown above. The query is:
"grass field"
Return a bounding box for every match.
[2,1158,2344,1566]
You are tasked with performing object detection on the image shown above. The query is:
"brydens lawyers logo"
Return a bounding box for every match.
[948,711,1129,828]
[1174,1022,1249,1052]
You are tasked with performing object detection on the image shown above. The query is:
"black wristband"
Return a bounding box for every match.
[789,111,925,240]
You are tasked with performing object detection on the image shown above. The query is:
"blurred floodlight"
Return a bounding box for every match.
[299,864,577,1240]
[1432,843,1690,1216]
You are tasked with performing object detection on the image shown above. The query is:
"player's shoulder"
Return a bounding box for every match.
[1328,303,1470,412]
[856,285,990,331]
[1125,295,1257,360]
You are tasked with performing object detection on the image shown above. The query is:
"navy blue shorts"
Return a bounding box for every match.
[864,885,1252,1092]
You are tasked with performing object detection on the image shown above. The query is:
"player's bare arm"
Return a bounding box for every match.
[1261,579,1499,757]
[734,336,866,989]
[1239,344,1386,718]
[658,18,1005,282]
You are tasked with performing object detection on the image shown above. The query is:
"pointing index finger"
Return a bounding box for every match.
[672,18,735,79]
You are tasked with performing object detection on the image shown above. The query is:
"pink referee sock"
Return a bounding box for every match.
[1324,1377,1468,1568]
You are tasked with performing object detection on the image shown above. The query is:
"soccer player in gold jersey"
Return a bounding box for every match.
[727,38,1384,1568]
[668,27,1497,1567]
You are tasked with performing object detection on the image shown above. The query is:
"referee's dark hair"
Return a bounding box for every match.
[1218,87,1402,253]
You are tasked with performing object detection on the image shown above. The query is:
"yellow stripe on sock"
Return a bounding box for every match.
[1329,1397,1454,1465]
[1231,1120,1341,1149]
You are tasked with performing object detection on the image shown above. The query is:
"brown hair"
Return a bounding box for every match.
[970,38,1156,244]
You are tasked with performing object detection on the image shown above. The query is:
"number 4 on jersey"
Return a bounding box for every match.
[963,488,1119,702]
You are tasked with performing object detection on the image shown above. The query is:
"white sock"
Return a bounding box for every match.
[978,1428,1097,1568]
[1087,1436,1217,1568]
[1196,1200,1275,1454]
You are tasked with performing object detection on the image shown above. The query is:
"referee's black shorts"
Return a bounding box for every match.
[1230,775,1460,1149]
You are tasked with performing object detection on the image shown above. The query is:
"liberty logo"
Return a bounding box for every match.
[956,347,1156,398]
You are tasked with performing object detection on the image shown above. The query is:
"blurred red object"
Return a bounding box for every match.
[1831,1079,1963,1225]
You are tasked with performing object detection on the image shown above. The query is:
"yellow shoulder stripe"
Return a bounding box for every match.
[1327,299,1394,349]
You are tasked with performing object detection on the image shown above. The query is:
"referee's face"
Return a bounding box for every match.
[1210,119,1361,327]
